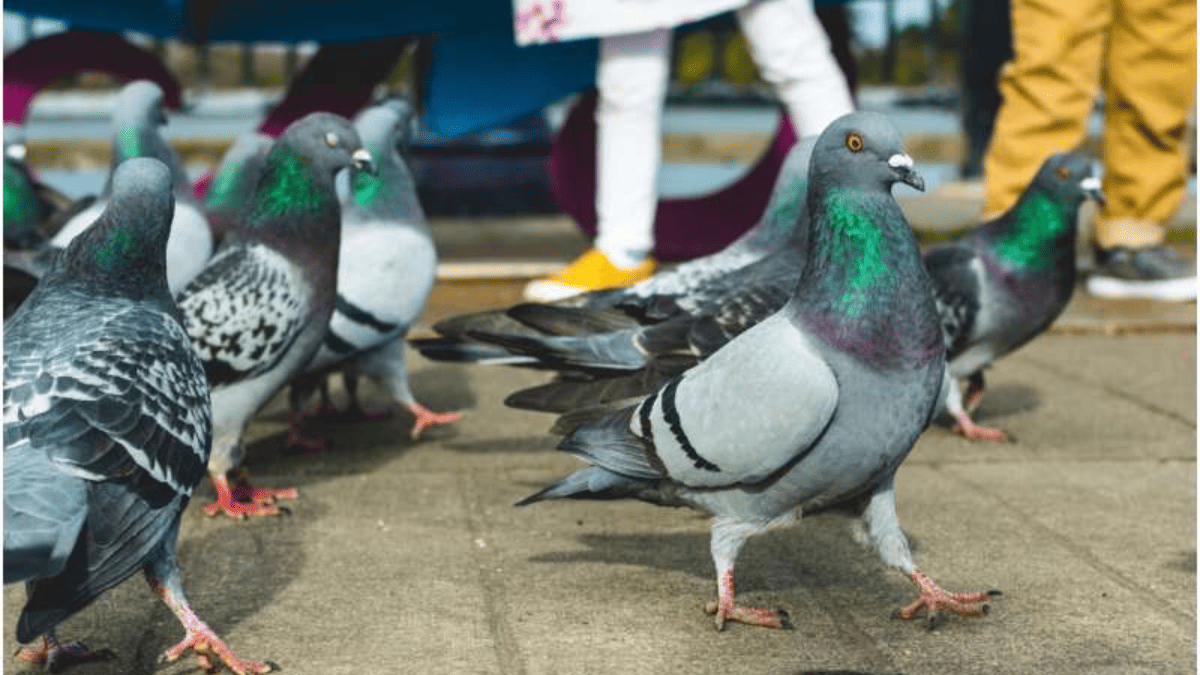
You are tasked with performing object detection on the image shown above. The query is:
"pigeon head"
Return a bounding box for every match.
[984,150,1104,273]
[57,157,175,298]
[1031,151,1105,207]
[347,102,421,215]
[809,111,925,195]
[361,97,417,150]
[280,112,374,179]
[111,80,169,161]
[245,113,373,226]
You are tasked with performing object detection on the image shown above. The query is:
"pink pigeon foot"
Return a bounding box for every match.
[702,570,794,631]
[953,411,1011,442]
[152,581,275,675]
[15,634,115,671]
[202,473,296,520]
[406,402,464,440]
[897,569,999,627]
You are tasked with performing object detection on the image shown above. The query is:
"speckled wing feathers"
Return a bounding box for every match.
[178,244,312,386]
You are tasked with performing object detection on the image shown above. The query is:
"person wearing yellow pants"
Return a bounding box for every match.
[982,0,1196,301]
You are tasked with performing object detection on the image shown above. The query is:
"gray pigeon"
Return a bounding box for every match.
[176,112,373,520]
[287,100,462,445]
[4,158,272,674]
[203,131,274,243]
[926,151,1104,441]
[411,135,818,365]
[51,80,213,294]
[518,112,997,630]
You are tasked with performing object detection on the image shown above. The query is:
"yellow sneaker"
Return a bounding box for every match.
[523,249,657,302]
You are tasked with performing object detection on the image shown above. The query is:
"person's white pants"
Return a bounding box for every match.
[593,0,855,267]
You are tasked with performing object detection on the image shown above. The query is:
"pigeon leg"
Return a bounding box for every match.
[952,410,1010,442]
[15,632,115,671]
[406,401,465,440]
[703,569,793,631]
[202,472,296,519]
[285,411,328,453]
[285,379,329,452]
[340,371,399,421]
[147,555,274,675]
[703,519,792,630]
[896,569,999,626]
[945,372,1009,441]
[964,371,986,412]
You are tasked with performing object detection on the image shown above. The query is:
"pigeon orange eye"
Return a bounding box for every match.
[325,132,340,148]
[1056,166,1071,180]
[846,133,864,153]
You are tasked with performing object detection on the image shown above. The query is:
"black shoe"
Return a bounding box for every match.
[1086,245,1196,301]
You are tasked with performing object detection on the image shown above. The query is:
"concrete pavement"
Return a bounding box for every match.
[6,87,1196,675]
[5,289,1195,675]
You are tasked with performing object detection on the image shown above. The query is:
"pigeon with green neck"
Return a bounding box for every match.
[925,151,1104,441]
[286,100,463,446]
[50,80,213,294]
[518,112,998,630]
[5,158,274,674]
[175,113,374,520]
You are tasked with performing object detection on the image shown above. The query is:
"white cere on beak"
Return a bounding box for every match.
[6,143,26,161]
[352,148,373,165]
[325,132,340,148]
[887,153,914,169]
[1079,176,1101,191]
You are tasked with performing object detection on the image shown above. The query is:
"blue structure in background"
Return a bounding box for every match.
[4,0,600,136]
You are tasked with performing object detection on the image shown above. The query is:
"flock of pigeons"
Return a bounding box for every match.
[3,79,1103,674]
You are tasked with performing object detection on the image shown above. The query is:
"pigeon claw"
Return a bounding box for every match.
[203,473,298,520]
[163,625,274,675]
[16,637,115,672]
[703,601,794,631]
[897,570,996,627]
[407,403,464,440]
[952,412,1012,443]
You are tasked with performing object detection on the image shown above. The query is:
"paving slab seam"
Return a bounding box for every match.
[932,465,1196,631]
[457,471,529,675]
[1014,354,1197,431]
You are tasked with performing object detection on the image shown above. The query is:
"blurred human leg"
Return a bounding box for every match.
[981,0,1107,218]
[735,0,854,137]
[524,28,667,301]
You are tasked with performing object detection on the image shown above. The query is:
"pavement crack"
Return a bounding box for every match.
[458,472,529,675]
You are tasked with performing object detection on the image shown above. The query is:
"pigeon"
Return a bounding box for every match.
[3,157,273,674]
[517,112,997,630]
[50,80,213,294]
[411,134,818,365]
[203,132,275,244]
[3,124,65,250]
[4,124,85,316]
[175,112,373,520]
[926,150,1104,441]
[287,99,462,445]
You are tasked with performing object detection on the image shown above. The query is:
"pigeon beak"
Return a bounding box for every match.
[1079,175,1106,205]
[888,153,925,192]
[352,148,376,174]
